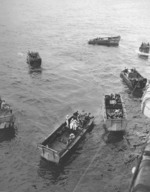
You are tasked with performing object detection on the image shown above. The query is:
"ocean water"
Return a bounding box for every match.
[0,0,150,191]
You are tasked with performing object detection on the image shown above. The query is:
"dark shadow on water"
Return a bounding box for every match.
[138,55,149,60]
[38,158,66,183]
[28,67,42,77]
[0,126,17,143]
[102,130,125,144]
[38,145,84,184]
[130,90,143,98]
[121,81,143,98]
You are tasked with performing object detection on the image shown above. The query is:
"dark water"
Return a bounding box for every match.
[0,0,150,191]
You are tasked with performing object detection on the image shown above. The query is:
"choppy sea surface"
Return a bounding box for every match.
[0,0,150,191]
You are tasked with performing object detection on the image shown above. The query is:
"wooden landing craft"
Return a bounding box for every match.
[0,99,15,129]
[120,68,147,96]
[38,111,94,164]
[103,94,127,132]
[138,42,150,57]
[27,51,42,68]
[88,36,121,46]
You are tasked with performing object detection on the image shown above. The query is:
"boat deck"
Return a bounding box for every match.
[48,130,69,151]
[45,125,84,153]
[50,140,67,153]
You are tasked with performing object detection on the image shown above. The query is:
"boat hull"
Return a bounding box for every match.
[138,43,150,57]
[103,94,127,132]
[38,145,60,163]
[137,50,150,57]
[38,112,94,164]
[88,36,121,46]
[27,57,42,68]
[26,51,42,68]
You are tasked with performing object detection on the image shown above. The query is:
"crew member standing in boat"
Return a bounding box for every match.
[66,115,69,128]
[1,100,6,109]
[70,118,78,131]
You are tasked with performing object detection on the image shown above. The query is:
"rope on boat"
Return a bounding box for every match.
[72,144,102,192]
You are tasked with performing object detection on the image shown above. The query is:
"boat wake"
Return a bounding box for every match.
[17,52,24,56]
[136,50,150,57]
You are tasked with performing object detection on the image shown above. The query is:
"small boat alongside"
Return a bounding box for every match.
[103,94,127,132]
[88,35,121,46]
[138,42,150,57]
[26,51,42,68]
[38,111,94,164]
[120,68,147,96]
[0,99,15,129]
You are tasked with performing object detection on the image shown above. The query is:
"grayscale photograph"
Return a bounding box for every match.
[0,0,150,191]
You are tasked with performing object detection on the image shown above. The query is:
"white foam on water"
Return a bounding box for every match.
[17,52,24,56]
[136,50,150,56]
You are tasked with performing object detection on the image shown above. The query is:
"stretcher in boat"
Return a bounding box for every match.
[138,42,150,57]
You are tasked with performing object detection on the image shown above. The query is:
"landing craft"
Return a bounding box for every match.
[38,111,94,164]
[103,93,127,132]
[88,35,121,46]
[120,68,147,97]
[138,42,150,57]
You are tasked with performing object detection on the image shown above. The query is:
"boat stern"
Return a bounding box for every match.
[38,144,60,164]
[104,118,127,131]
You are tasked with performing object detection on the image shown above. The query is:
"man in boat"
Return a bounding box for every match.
[114,109,123,118]
[69,133,75,140]
[1,100,6,109]
[70,118,78,131]
[66,115,69,128]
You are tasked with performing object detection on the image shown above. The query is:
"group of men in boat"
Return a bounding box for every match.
[65,111,91,141]
[66,115,79,131]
